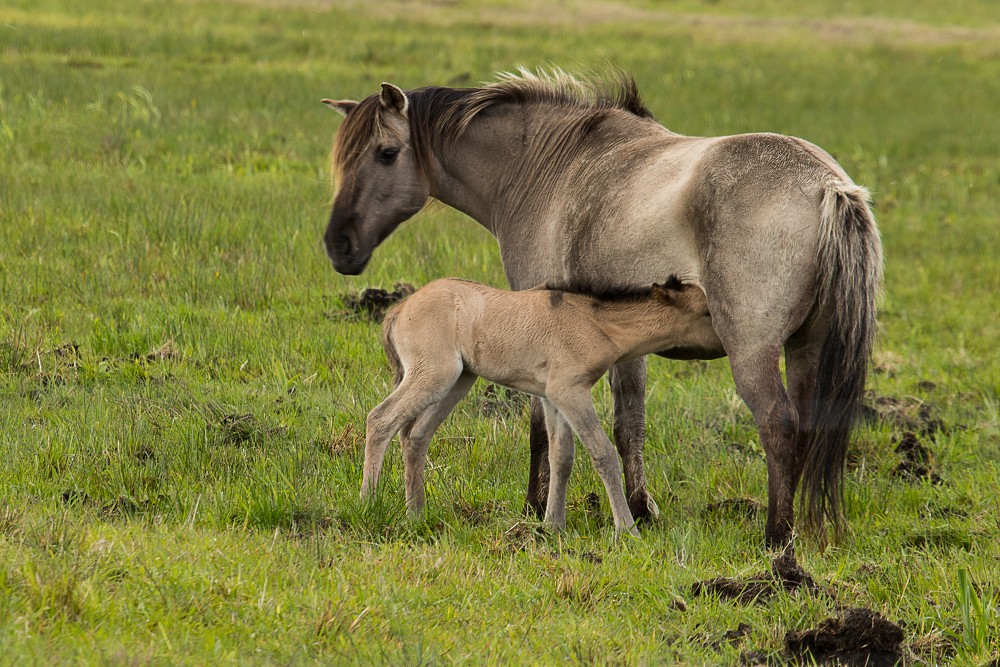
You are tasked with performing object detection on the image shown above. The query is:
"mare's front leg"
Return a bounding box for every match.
[609,358,658,521]
[525,397,550,519]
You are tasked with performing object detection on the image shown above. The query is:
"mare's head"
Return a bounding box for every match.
[322,84,429,275]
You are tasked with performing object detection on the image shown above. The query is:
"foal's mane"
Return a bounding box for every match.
[333,69,654,179]
[548,275,685,305]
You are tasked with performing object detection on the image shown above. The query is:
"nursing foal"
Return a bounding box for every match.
[362,276,720,536]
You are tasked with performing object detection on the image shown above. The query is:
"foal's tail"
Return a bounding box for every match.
[801,178,882,540]
[381,305,405,387]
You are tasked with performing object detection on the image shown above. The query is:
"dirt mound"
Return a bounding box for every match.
[891,431,942,484]
[861,394,944,436]
[342,283,416,320]
[704,498,764,519]
[691,549,820,605]
[784,607,904,666]
[477,383,528,417]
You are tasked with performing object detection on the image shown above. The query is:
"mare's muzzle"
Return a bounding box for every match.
[324,211,370,275]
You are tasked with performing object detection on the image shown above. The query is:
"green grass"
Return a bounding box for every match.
[2,0,999,663]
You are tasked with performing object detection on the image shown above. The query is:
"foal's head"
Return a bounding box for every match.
[322,84,430,275]
[650,276,710,318]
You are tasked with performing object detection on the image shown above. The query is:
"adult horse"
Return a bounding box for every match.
[321,70,881,546]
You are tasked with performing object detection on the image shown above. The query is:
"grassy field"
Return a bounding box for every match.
[2,0,999,663]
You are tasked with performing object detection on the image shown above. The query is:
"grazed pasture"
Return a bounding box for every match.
[1,0,998,663]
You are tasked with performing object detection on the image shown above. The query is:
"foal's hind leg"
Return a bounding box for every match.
[362,363,463,500]
[609,358,657,521]
[400,372,476,516]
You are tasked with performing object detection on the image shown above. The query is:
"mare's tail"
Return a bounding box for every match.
[800,179,882,540]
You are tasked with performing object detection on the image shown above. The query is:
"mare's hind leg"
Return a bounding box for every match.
[609,358,657,521]
[725,344,800,547]
[362,362,463,500]
[400,372,477,516]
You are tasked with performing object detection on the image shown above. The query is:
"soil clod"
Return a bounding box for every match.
[862,395,945,436]
[691,549,820,605]
[705,498,764,519]
[892,431,942,484]
[342,283,415,321]
[784,607,904,666]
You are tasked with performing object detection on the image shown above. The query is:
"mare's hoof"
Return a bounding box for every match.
[629,492,660,522]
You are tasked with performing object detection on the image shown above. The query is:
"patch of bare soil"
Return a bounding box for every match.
[784,607,905,666]
[702,622,754,652]
[487,520,541,554]
[453,498,500,526]
[704,497,764,520]
[691,549,822,605]
[129,339,180,363]
[861,394,945,436]
[477,383,528,417]
[891,431,942,484]
[341,282,415,321]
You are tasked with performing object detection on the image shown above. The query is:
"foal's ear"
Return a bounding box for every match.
[379,82,409,118]
[322,99,359,117]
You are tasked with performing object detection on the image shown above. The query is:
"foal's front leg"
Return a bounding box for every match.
[548,390,638,537]
[540,399,575,531]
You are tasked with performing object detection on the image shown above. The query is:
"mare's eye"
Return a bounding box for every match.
[378,147,399,165]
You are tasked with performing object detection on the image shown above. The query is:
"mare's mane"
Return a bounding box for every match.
[333,69,654,179]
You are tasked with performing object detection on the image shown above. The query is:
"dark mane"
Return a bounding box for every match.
[333,69,654,181]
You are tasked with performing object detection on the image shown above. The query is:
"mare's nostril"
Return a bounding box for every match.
[340,235,353,256]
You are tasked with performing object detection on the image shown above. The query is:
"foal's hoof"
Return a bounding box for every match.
[629,492,660,522]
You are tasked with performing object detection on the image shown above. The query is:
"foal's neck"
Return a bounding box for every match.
[577,296,688,358]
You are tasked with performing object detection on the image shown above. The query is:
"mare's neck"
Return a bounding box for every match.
[426,106,608,233]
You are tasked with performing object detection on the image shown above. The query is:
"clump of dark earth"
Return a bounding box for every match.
[691,548,820,605]
[892,431,942,484]
[704,498,764,519]
[342,282,415,320]
[707,623,754,651]
[453,498,499,526]
[784,607,905,666]
[904,526,973,551]
[547,548,604,565]
[478,383,527,417]
[861,395,945,436]
[129,339,180,363]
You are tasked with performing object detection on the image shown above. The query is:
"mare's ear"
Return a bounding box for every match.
[322,99,359,117]
[379,82,409,118]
